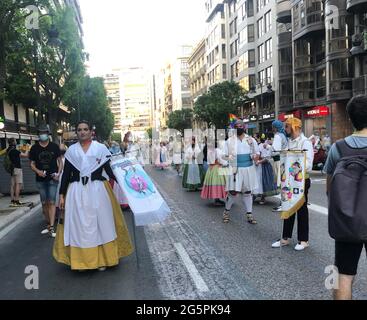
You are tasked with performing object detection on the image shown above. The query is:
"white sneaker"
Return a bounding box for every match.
[271,239,289,248]
[294,242,309,251]
[98,267,107,272]
[272,206,282,212]
[41,227,50,235]
[49,227,56,238]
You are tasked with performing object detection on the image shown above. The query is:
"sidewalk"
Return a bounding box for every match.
[0,193,41,233]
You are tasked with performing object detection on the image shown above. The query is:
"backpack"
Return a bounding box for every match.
[328,139,367,242]
[3,149,14,175]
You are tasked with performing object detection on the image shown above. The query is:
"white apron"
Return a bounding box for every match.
[64,141,117,248]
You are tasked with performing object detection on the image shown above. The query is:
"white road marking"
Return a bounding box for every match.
[174,242,209,293]
[308,203,328,216]
[0,204,41,240]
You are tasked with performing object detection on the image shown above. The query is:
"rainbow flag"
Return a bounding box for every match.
[229,114,238,128]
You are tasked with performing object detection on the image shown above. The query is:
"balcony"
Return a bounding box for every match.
[278,28,292,49]
[277,0,292,24]
[279,63,293,77]
[346,0,367,13]
[352,75,367,95]
[293,5,325,41]
[328,79,352,101]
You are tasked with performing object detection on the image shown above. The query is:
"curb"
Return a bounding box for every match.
[0,201,42,238]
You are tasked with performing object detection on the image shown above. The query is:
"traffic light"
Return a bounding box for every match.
[0,116,4,130]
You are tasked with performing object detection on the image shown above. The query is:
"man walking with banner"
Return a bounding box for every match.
[272,118,314,251]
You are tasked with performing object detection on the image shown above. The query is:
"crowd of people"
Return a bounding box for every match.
[2,94,367,300]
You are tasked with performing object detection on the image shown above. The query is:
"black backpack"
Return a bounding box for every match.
[328,139,367,242]
[3,149,14,175]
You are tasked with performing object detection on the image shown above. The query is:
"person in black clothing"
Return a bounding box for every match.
[29,125,63,238]
[7,138,28,207]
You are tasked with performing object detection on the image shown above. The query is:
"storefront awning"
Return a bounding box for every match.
[20,134,31,140]
[5,132,20,139]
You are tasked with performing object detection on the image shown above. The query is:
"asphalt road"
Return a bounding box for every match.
[0,166,366,300]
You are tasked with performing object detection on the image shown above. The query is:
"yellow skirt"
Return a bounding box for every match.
[53,181,134,270]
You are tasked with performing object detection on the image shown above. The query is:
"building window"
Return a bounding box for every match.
[258,69,265,85]
[257,17,264,38]
[265,38,272,60]
[221,24,226,39]
[265,66,273,84]
[249,74,256,90]
[264,10,271,33]
[223,64,227,79]
[239,26,247,48]
[258,43,265,64]
[249,49,255,67]
[248,24,254,42]
[247,0,254,17]
[222,44,226,59]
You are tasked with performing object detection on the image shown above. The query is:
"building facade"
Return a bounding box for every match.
[119,67,153,137]
[188,39,208,105]
[104,70,122,133]
[231,0,278,134]
[276,0,362,142]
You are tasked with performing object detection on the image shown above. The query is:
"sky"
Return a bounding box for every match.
[78,0,207,77]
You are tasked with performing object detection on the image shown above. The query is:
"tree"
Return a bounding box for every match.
[204,81,248,130]
[111,132,122,143]
[2,4,86,138]
[66,76,114,141]
[146,127,153,140]
[167,109,193,136]
[193,94,211,128]
[0,0,50,99]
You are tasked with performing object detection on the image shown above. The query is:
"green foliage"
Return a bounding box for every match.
[193,81,249,130]
[111,132,122,143]
[167,109,193,135]
[66,76,114,141]
[146,127,153,140]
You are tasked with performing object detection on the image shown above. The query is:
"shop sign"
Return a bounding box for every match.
[243,117,250,123]
[259,112,275,121]
[304,106,329,118]
[249,115,258,122]
[278,110,301,121]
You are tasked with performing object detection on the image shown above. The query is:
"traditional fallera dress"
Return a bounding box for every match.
[182,144,205,190]
[255,143,277,196]
[201,148,228,200]
[53,141,133,270]
[225,135,259,194]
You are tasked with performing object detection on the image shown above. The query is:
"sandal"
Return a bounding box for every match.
[246,214,257,224]
[223,210,230,223]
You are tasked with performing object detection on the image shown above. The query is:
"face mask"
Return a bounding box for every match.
[237,128,245,136]
[60,150,66,155]
[39,134,49,142]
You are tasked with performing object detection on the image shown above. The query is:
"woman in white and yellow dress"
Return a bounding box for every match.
[53,120,133,271]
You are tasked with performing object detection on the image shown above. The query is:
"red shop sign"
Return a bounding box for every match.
[304,106,329,118]
[278,110,301,122]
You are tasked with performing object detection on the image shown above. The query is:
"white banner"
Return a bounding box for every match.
[110,156,171,226]
[280,151,306,219]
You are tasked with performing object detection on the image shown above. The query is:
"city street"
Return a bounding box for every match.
[1,166,367,300]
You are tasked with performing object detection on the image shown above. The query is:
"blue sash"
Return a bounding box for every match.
[237,154,253,168]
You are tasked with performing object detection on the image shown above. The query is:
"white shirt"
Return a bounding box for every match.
[207,148,228,166]
[287,133,314,173]
[272,132,288,155]
[225,135,260,158]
